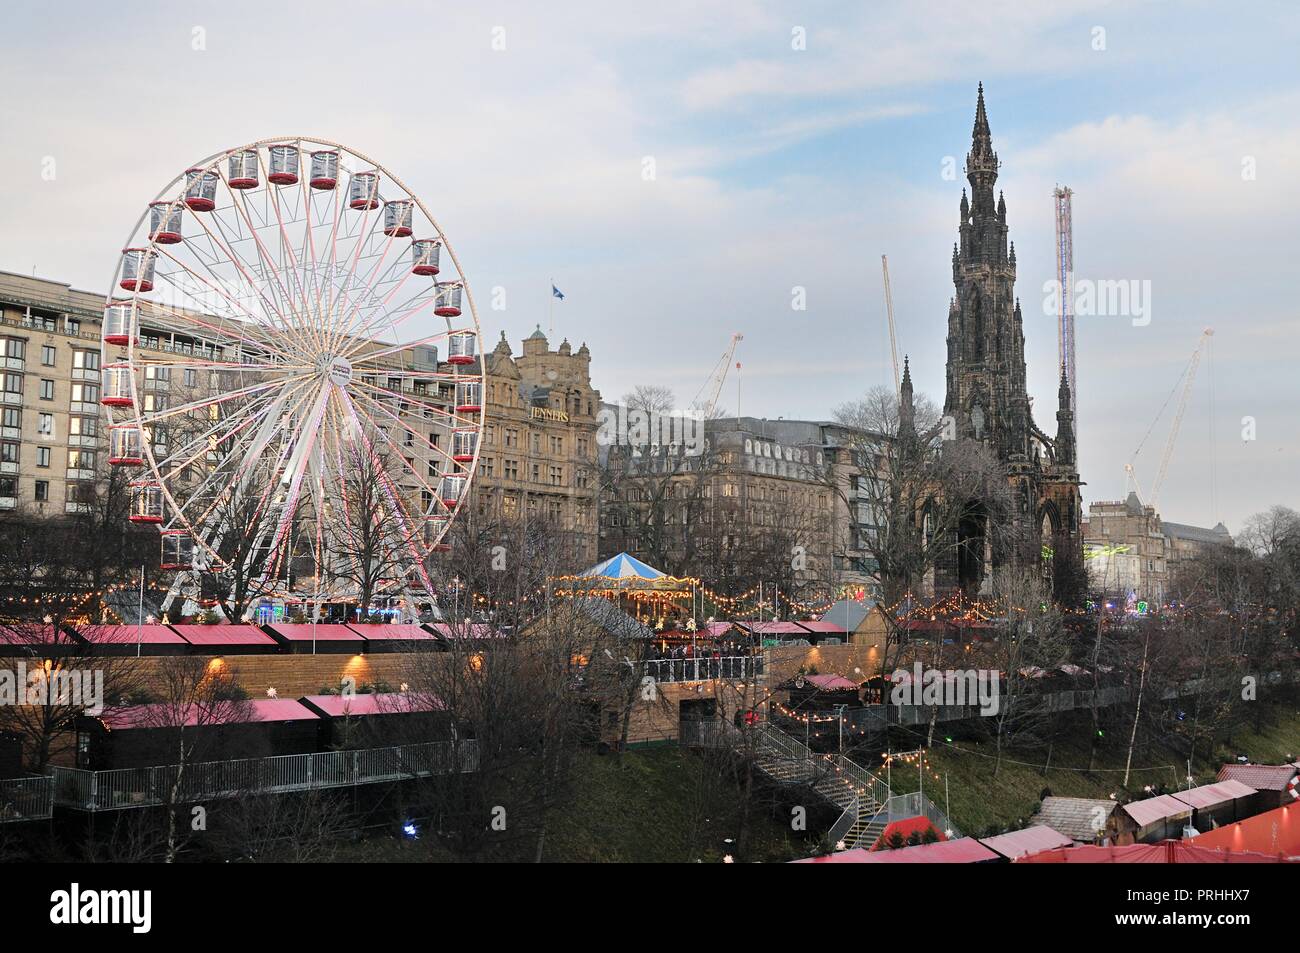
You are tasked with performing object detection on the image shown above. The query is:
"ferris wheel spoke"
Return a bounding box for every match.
[132,377,294,427]
[151,245,301,362]
[334,284,440,362]
[350,377,478,429]
[215,186,320,356]
[336,393,432,561]
[341,395,448,511]
[327,254,420,357]
[347,386,460,474]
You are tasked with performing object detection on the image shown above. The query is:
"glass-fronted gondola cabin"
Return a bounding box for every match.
[411,239,441,276]
[119,248,156,293]
[228,149,259,189]
[184,168,219,212]
[267,144,299,185]
[148,201,183,244]
[348,171,380,210]
[309,149,338,190]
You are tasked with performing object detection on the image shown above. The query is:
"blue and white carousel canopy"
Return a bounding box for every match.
[581,552,665,580]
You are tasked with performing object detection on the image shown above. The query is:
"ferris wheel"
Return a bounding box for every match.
[100,137,485,604]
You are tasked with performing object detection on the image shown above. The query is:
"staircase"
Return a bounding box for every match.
[752,725,891,850]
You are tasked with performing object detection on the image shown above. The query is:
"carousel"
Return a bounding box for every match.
[553,552,698,628]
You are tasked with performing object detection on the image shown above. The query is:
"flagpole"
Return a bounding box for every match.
[549,278,554,336]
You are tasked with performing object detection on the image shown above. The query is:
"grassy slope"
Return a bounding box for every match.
[337,747,806,863]
[540,747,806,863]
[873,701,1300,836]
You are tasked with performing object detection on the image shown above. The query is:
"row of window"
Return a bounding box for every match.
[0,476,53,502]
[0,441,99,470]
[0,338,100,369]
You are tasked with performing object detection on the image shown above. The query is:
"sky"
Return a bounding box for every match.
[0,0,1296,533]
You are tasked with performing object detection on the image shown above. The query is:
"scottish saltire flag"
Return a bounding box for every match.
[551,284,565,300]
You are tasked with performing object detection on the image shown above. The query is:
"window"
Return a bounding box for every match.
[73,350,99,371]
[70,382,98,403]
[549,465,563,486]
[2,373,22,394]
[531,433,541,454]
[65,318,80,336]
[504,459,518,480]
[41,345,56,366]
[504,429,518,448]
[69,416,96,438]
[37,413,53,435]
[184,368,197,387]
[143,393,168,413]
[0,338,24,361]
[0,477,15,498]
[39,379,54,400]
[36,447,50,468]
[68,449,95,470]
[34,480,48,502]
[1,408,18,429]
[0,442,18,463]
[531,462,540,482]
[549,435,563,454]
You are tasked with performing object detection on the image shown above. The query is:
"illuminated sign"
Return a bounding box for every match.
[530,406,569,423]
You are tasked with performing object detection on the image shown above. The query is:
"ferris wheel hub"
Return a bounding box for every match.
[325,356,354,386]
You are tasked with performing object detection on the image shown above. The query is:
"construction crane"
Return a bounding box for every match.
[881,255,901,397]
[1054,186,1076,417]
[690,332,742,419]
[1125,328,1214,512]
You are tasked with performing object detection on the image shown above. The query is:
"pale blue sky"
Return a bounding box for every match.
[0,1,1296,531]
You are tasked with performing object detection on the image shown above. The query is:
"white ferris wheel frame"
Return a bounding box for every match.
[101,136,486,606]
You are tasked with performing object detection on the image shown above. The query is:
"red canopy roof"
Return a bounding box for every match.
[0,623,63,646]
[170,625,277,646]
[794,838,998,864]
[75,624,187,645]
[1170,779,1256,810]
[1122,793,1193,828]
[99,699,318,729]
[268,623,364,643]
[796,621,847,634]
[737,621,807,635]
[1217,763,1299,792]
[1017,841,1295,863]
[300,692,443,717]
[346,623,438,641]
[1193,803,1300,855]
[979,825,1073,859]
[801,673,860,692]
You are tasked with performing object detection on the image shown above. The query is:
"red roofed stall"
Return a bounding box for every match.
[1121,794,1193,843]
[263,623,367,655]
[1016,840,1296,863]
[979,825,1073,860]
[76,699,320,770]
[70,624,189,656]
[299,692,448,749]
[1191,802,1300,856]
[345,623,441,653]
[793,838,1000,864]
[169,625,278,653]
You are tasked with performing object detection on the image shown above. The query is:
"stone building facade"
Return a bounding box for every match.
[598,414,884,599]
[1082,491,1233,604]
[472,327,602,567]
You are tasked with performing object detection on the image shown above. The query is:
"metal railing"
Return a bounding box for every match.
[0,775,54,822]
[827,793,860,848]
[871,791,961,839]
[643,655,764,683]
[50,739,478,812]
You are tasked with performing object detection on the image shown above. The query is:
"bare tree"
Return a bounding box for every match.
[330,440,421,616]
